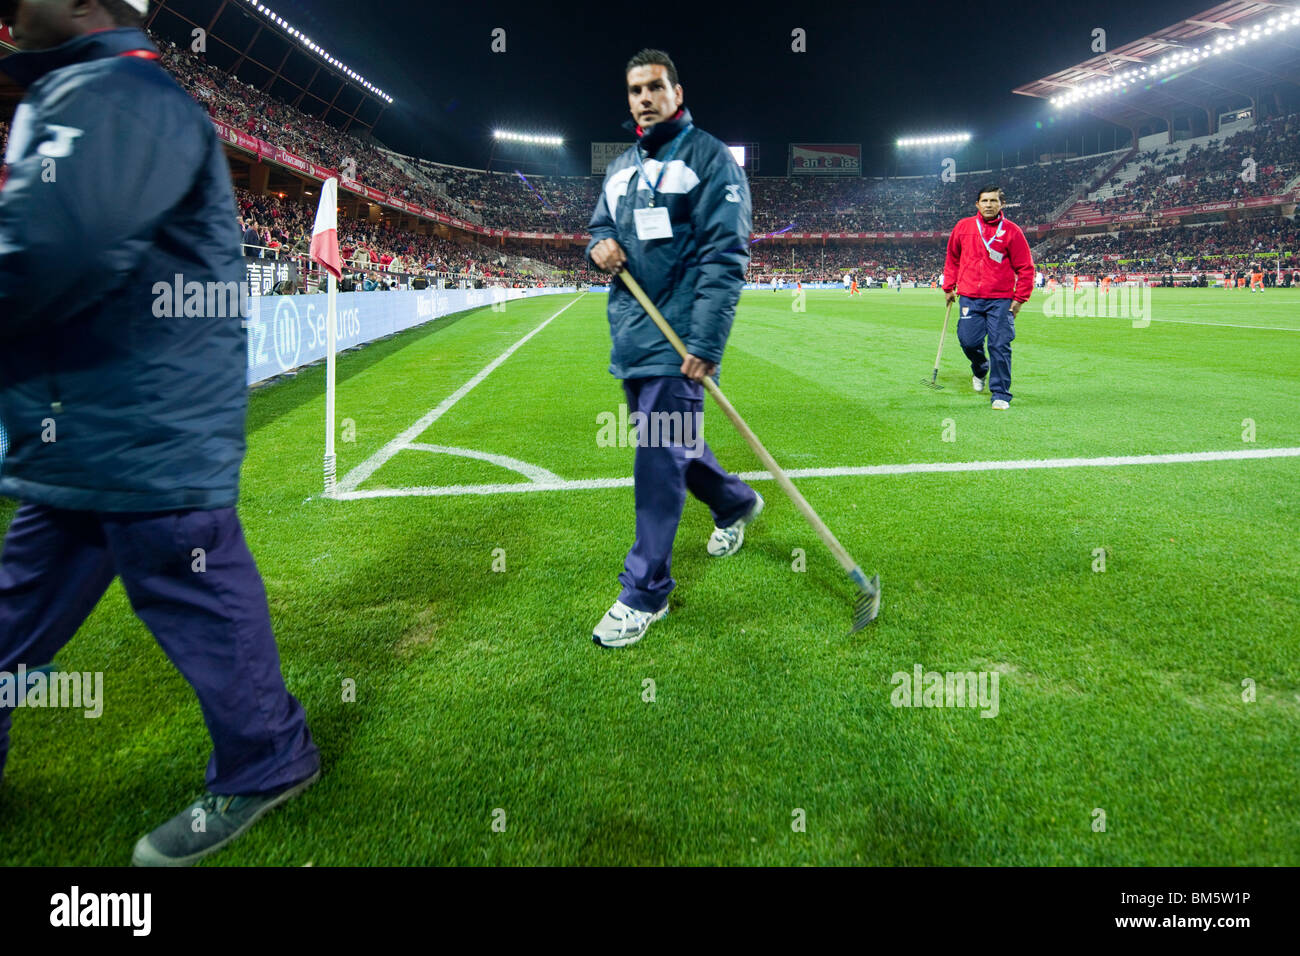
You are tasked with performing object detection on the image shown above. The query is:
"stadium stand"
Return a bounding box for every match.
[135,29,1300,291]
[1061,113,1300,222]
[750,154,1117,234]
[1042,218,1300,277]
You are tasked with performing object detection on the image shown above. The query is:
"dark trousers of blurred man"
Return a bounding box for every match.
[0,3,318,867]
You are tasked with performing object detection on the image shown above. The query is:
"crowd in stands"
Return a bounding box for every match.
[417,163,601,231]
[232,187,567,286]
[154,33,1300,248]
[10,35,1284,293]
[1085,113,1300,217]
[158,34,1125,237]
[158,39,449,214]
[749,156,1112,233]
[1044,217,1300,275]
[738,214,1300,283]
[747,242,944,284]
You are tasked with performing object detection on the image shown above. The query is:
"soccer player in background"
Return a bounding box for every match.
[585,49,761,648]
[943,185,1035,410]
[0,0,319,865]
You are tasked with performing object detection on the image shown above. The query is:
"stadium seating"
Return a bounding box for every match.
[146,35,1300,288]
[1040,218,1300,276]
[1063,113,1300,221]
[750,156,1115,234]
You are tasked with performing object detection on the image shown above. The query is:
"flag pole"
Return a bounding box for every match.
[311,177,344,498]
[324,268,338,496]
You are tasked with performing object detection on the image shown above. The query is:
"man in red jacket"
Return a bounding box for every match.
[943,185,1035,409]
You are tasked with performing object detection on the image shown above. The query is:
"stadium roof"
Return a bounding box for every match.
[1014,2,1300,129]
[0,3,394,131]
[145,0,392,132]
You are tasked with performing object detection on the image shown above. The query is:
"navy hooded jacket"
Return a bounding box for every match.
[0,29,248,512]
[585,108,752,379]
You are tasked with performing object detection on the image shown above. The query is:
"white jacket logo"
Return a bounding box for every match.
[724,184,741,203]
[37,125,84,159]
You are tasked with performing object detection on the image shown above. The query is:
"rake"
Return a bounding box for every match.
[922,301,955,390]
[617,269,881,632]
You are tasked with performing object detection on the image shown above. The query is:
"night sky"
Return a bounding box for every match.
[238,0,1214,176]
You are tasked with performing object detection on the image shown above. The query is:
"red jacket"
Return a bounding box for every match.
[943,214,1035,303]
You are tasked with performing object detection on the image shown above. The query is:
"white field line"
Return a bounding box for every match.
[1060,312,1300,332]
[1142,317,1300,332]
[405,443,562,483]
[334,293,585,494]
[331,446,1300,500]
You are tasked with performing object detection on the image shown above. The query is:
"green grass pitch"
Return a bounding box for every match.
[1,286,1298,865]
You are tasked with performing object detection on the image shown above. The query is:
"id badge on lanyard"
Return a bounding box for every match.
[634,207,673,240]
[631,125,692,241]
[978,218,1007,263]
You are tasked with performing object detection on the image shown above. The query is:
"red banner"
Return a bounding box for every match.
[273,148,311,175]
[211,119,275,160]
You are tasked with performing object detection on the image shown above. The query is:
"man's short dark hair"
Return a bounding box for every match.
[100,0,147,28]
[977,184,1004,201]
[625,49,679,88]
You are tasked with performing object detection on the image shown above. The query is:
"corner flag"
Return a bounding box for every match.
[310,177,343,280]
[317,177,343,497]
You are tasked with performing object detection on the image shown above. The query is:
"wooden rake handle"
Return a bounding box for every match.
[934,300,954,371]
[615,269,862,576]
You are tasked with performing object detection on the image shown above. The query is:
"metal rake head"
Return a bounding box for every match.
[921,373,944,391]
[850,573,882,633]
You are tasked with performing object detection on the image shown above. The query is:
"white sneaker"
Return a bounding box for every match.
[592,600,667,648]
[991,399,1010,410]
[707,491,764,557]
[972,375,985,393]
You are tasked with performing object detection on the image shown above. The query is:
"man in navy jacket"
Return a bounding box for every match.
[586,49,761,648]
[0,0,318,865]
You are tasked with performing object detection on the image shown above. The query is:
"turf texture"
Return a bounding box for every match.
[0,286,1297,865]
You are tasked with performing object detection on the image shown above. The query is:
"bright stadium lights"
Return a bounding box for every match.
[1051,10,1300,111]
[493,130,565,146]
[242,0,393,103]
[896,132,972,148]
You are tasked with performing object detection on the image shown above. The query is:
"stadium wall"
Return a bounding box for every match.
[245,286,577,385]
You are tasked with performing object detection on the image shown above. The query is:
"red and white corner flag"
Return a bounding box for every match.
[310,177,343,280]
